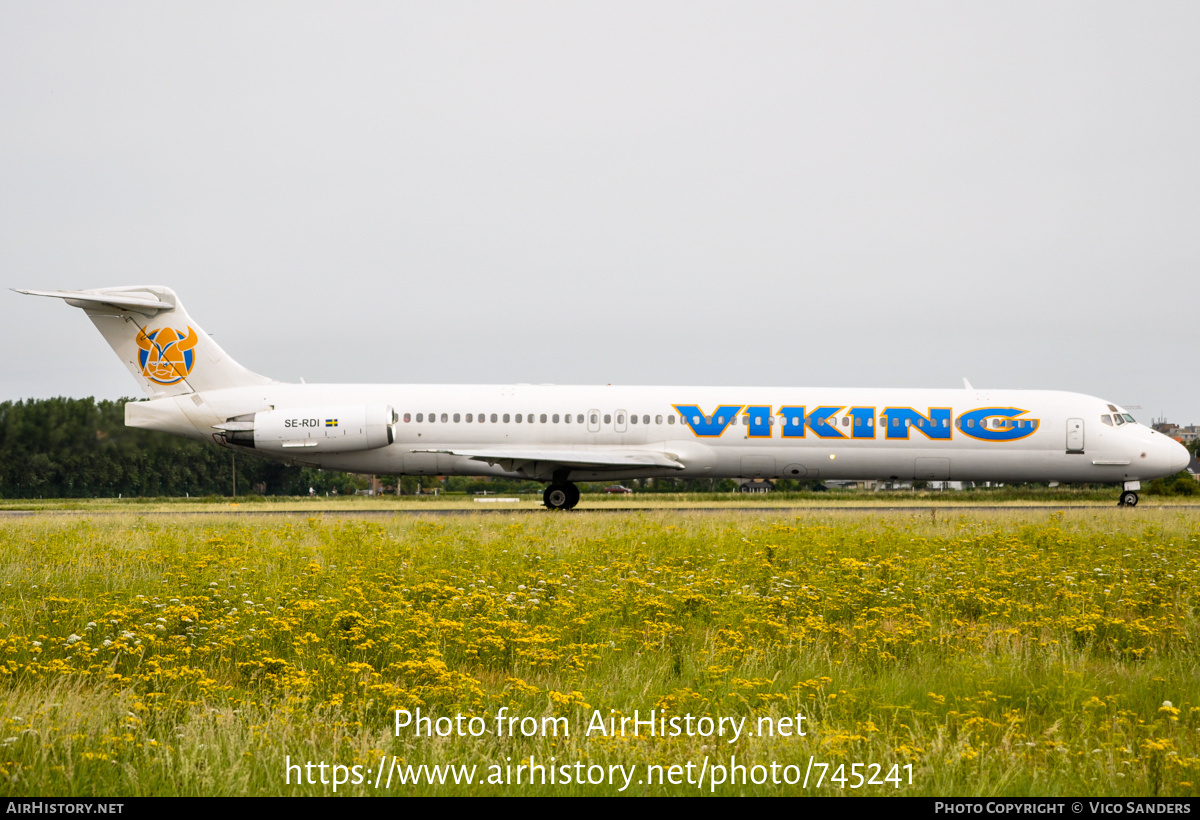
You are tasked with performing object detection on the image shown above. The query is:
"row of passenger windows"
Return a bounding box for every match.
[400,411,1032,430]
[402,412,680,425]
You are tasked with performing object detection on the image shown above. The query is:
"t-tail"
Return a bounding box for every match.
[15,286,274,396]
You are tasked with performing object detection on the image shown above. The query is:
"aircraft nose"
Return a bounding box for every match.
[1168,439,1191,475]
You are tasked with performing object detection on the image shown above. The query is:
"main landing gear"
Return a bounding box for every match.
[543,481,580,510]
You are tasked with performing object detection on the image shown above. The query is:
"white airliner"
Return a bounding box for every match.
[18,286,1190,509]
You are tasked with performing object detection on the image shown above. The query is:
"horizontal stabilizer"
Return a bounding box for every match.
[13,288,175,315]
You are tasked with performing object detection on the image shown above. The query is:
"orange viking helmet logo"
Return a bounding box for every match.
[135,326,199,385]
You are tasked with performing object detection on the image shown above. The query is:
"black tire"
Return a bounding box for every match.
[544,483,571,510]
[1119,490,1138,507]
[564,483,580,510]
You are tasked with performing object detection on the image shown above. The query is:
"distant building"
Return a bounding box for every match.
[738,479,773,493]
[1152,420,1200,445]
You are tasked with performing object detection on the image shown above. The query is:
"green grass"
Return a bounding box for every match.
[0,508,1198,795]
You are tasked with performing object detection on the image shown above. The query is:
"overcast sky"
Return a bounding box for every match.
[2,3,1197,422]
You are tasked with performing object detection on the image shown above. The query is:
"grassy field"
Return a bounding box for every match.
[0,506,1198,796]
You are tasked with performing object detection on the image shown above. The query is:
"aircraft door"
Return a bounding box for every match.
[1066,418,1084,453]
[614,410,627,433]
[587,410,600,433]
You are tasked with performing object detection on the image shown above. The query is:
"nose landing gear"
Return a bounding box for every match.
[1117,481,1141,507]
[543,481,580,510]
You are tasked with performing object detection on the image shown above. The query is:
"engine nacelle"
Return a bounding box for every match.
[218,405,396,453]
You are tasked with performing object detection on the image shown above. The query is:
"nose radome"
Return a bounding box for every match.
[1168,439,1192,474]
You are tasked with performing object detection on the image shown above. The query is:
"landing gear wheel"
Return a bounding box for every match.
[543,482,577,510]
[1118,490,1139,507]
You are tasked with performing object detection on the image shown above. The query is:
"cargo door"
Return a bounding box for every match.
[740,456,776,478]
[914,457,951,481]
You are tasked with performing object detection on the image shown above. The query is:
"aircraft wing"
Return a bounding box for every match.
[410,448,685,472]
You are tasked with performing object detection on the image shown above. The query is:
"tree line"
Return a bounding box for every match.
[0,397,362,498]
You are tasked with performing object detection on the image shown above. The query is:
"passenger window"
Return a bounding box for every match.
[478,413,484,423]
[905,419,912,428]
[515,414,523,423]
[642,415,649,425]
[554,414,560,423]
[1101,415,1113,426]
[503,414,510,423]
[441,413,448,423]
[693,415,701,425]
[540,414,547,423]
[630,414,638,424]
[942,419,949,428]
[604,414,611,424]
[655,415,662,424]
[404,412,411,423]
[667,416,675,424]
[577,414,584,424]
[454,413,461,423]
[967,419,974,428]
[416,413,423,422]
[753,416,761,425]
[617,414,625,424]
[591,414,599,424]
[917,419,924,427]
[490,413,498,423]
[842,416,850,426]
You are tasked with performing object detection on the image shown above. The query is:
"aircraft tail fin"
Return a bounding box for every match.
[15,286,274,397]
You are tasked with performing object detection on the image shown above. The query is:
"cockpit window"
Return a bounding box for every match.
[1122,414,1136,423]
[1114,415,1125,426]
[1101,415,1113,426]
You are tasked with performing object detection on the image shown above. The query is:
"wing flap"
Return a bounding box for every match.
[410,448,684,471]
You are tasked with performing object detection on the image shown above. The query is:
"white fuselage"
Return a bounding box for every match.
[126,383,1191,485]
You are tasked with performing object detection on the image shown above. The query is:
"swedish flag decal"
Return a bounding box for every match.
[325,419,338,428]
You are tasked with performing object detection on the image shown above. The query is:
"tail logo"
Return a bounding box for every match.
[136,326,199,385]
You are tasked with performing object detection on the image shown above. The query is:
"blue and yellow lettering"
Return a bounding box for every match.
[956,408,1039,442]
[806,407,846,439]
[849,407,876,440]
[882,408,952,440]
[745,405,772,438]
[674,405,744,438]
[779,406,805,438]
